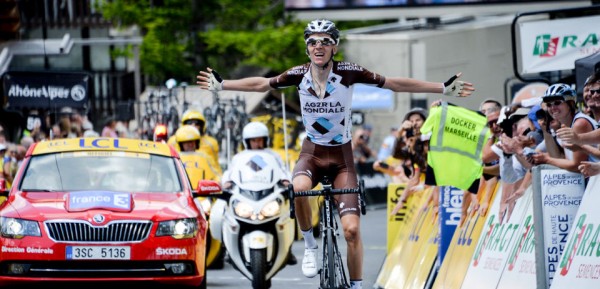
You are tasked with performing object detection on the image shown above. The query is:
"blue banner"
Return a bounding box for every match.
[438,186,463,264]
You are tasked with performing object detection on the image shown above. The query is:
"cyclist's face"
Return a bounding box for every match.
[249,138,265,150]
[306,33,336,66]
[181,141,198,152]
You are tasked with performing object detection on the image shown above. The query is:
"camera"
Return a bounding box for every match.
[405,129,414,138]
[523,147,537,157]
[379,162,390,169]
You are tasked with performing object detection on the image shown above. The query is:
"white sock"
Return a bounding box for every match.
[301,228,317,249]
[350,280,363,289]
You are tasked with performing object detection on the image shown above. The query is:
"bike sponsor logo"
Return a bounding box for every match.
[7,84,87,102]
[156,247,188,256]
[2,246,54,254]
[533,33,600,58]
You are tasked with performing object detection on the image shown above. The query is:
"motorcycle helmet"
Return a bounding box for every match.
[175,125,201,151]
[242,122,269,149]
[181,109,206,134]
[304,19,340,45]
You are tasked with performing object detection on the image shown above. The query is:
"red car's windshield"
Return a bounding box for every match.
[19,152,183,193]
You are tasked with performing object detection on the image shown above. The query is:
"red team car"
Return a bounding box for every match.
[0,137,212,288]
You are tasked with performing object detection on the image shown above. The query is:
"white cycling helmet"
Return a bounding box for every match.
[304,19,340,45]
[242,121,270,149]
[542,83,577,102]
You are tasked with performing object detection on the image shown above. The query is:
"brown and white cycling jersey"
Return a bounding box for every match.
[269,61,385,146]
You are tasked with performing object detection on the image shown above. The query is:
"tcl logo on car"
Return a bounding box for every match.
[156,247,188,256]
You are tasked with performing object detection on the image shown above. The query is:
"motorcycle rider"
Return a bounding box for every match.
[169,109,220,165]
[222,121,296,264]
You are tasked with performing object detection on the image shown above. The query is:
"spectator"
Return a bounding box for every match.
[479,98,502,117]
[101,116,118,138]
[352,127,375,164]
[82,122,99,137]
[377,126,399,161]
[532,84,597,173]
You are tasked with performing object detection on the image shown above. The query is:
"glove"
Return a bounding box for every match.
[207,69,224,91]
[443,74,465,97]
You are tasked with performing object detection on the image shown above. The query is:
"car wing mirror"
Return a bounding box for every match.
[194,180,222,197]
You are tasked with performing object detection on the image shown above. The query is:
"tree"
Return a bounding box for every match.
[99,0,306,85]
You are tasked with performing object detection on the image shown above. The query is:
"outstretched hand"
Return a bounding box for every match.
[196,67,224,91]
[556,127,580,145]
[443,72,474,98]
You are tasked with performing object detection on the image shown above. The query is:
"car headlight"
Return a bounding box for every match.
[233,201,253,219]
[260,200,281,218]
[0,217,41,239]
[157,218,198,239]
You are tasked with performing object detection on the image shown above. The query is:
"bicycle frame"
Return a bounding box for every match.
[289,179,366,289]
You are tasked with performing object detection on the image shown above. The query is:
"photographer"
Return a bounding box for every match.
[352,126,375,164]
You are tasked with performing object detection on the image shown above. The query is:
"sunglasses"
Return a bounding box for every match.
[305,36,336,47]
[590,89,600,95]
[545,100,564,107]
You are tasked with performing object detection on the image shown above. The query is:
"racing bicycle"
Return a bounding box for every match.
[289,177,367,289]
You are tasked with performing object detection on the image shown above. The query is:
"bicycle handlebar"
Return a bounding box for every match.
[288,180,367,219]
[291,186,359,197]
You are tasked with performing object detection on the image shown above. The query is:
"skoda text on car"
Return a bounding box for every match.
[0,137,208,288]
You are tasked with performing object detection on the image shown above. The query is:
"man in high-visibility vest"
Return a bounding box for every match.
[420,101,491,194]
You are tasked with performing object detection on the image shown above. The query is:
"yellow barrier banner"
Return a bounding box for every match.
[432,178,499,289]
[375,185,427,288]
[387,183,407,253]
[404,203,440,289]
[384,187,435,289]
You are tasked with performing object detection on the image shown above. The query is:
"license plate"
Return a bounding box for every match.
[66,246,131,260]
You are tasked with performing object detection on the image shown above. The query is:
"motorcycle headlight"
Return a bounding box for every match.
[0,217,41,239]
[260,200,281,218]
[233,201,253,219]
[157,218,198,239]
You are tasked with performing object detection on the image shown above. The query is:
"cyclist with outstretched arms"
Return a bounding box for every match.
[197,19,474,289]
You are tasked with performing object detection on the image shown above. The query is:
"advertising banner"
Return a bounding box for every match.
[438,186,463,264]
[532,165,585,289]
[385,187,437,289]
[496,188,537,289]
[432,178,499,289]
[3,71,89,109]
[518,15,600,74]
[387,183,407,253]
[375,189,431,288]
[461,180,531,289]
[548,175,600,289]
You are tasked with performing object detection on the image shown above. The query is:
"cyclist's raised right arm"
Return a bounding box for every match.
[196,67,273,92]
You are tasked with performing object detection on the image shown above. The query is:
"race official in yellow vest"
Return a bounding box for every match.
[420,101,490,192]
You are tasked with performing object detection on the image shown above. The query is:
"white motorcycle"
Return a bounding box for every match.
[209,150,295,289]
